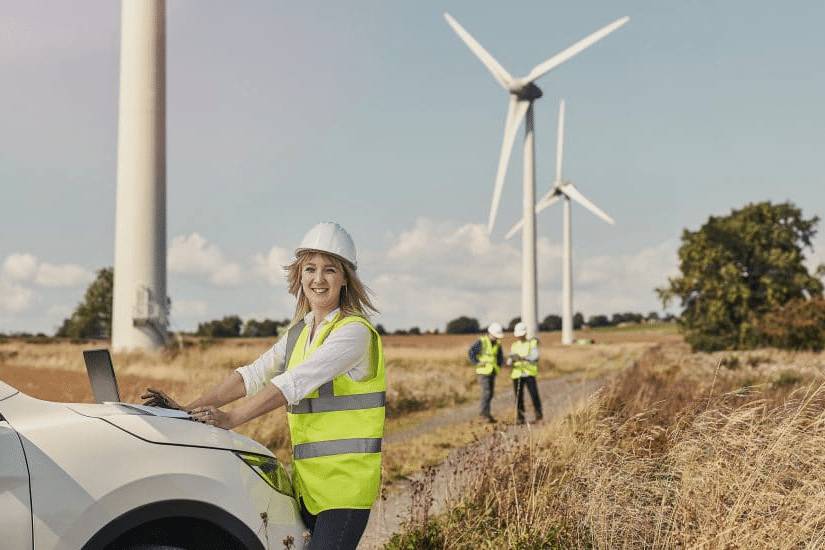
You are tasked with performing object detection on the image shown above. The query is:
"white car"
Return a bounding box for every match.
[0,380,306,549]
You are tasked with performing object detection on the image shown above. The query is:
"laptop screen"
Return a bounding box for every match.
[83,349,121,403]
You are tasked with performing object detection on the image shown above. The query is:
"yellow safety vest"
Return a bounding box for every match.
[510,338,539,379]
[285,313,385,514]
[475,335,501,375]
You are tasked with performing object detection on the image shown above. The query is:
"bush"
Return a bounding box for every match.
[756,298,825,351]
[446,316,480,334]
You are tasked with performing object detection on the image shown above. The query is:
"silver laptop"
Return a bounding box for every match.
[82,349,190,418]
[82,349,121,403]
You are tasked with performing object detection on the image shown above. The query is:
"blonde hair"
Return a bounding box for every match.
[285,250,378,325]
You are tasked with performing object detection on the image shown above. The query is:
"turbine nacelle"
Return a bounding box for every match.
[508,80,543,101]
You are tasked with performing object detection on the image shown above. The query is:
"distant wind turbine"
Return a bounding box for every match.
[444,13,628,338]
[506,100,615,345]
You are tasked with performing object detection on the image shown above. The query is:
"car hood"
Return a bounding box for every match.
[0,384,273,457]
[69,402,274,456]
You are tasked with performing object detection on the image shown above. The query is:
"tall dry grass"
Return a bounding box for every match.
[390,345,825,549]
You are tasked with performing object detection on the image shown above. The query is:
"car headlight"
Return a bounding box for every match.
[236,452,293,497]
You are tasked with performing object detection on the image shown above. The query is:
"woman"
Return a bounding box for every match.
[142,222,385,550]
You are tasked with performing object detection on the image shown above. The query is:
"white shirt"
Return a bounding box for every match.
[235,309,372,405]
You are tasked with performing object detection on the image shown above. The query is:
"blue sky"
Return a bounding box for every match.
[2,1,824,333]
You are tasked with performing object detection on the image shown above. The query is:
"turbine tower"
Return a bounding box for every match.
[506,100,615,344]
[112,0,169,350]
[444,13,628,338]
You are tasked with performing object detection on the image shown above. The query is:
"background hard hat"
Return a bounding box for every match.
[513,322,527,337]
[296,222,357,269]
[487,322,504,339]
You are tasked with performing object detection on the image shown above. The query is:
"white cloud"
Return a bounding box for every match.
[168,233,244,287]
[2,253,38,281]
[2,253,92,288]
[0,252,93,318]
[34,262,93,287]
[0,279,34,313]
[252,246,292,287]
[365,218,679,331]
[382,218,560,291]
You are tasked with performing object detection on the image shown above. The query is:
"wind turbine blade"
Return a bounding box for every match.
[504,190,561,240]
[489,97,530,234]
[556,100,565,183]
[536,190,562,214]
[524,16,629,83]
[563,184,615,224]
[444,13,513,89]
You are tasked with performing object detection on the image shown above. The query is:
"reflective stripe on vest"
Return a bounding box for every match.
[293,437,382,460]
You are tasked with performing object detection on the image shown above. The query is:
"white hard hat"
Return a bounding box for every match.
[513,322,527,337]
[296,222,357,269]
[487,322,504,339]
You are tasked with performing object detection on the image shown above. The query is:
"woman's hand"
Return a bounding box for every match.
[190,405,234,430]
[141,388,183,410]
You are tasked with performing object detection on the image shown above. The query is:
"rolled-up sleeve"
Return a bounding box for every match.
[270,322,370,405]
[235,336,287,396]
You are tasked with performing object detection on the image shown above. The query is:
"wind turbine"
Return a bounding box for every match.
[444,13,628,338]
[506,100,615,345]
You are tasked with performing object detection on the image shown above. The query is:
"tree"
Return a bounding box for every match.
[539,314,561,331]
[588,314,610,328]
[446,316,480,334]
[375,324,387,335]
[196,315,243,338]
[658,201,824,351]
[573,312,584,330]
[408,326,421,335]
[56,267,113,338]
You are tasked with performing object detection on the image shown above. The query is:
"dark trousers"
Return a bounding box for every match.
[513,376,543,422]
[478,374,496,417]
[300,499,371,550]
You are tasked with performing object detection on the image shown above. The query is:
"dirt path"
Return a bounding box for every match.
[359,374,605,549]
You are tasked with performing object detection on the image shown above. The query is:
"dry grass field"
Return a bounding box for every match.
[389,343,825,549]
[0,327,666,466]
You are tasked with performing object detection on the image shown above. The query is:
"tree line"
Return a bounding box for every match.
[442,311,674,335]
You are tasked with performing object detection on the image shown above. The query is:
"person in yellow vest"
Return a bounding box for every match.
[507,321,543,424]
[142,222,383,550]
[468,322,504,423]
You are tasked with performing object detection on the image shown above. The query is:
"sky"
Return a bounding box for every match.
[1,1,824,334]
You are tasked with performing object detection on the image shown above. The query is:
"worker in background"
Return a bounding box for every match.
[468,322,504,423]
[507,322,543,424]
